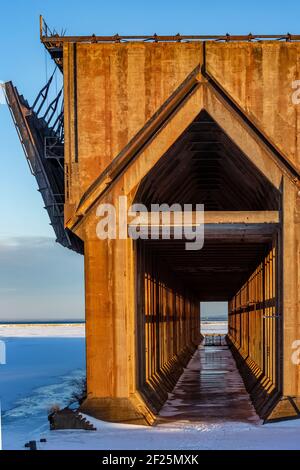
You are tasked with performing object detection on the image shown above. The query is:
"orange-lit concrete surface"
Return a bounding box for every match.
[10,25,300,424]
[60,38,300,424]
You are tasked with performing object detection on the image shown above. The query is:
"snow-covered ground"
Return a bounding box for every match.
[39,415,300,450]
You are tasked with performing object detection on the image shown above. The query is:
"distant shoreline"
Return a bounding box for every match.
[0,323,85,338]
[0,321,226,338]
[0,321,85,325]
[201,320,227,323]
[1,320,226,325]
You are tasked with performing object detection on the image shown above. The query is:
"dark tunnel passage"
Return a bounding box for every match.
[134,111,282,421]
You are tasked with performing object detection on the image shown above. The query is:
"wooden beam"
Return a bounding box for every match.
[204,211,279,224]
[128,211,279,227]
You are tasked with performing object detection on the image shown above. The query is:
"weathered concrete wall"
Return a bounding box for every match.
[63,42,202,216]
[62,40,300,423]
[206,42,300,171]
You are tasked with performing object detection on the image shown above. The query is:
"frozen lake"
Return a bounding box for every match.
[0,329,85,450]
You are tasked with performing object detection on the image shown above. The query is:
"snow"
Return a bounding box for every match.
[0,323,85,337]
[37,415,300,450]
[201,321,228,334]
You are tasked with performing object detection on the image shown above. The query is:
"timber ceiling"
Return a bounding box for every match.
[137,110,280,211]
[137,110,279,300]
[143,238,273,300]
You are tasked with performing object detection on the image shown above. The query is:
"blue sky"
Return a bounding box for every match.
[0,0,299,321]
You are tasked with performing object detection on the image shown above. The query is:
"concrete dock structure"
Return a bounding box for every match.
[4,19,300,424]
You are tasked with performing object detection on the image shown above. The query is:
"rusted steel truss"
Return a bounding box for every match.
[3,76,83,253]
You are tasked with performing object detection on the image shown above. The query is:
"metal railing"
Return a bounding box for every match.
[40,16,300,44]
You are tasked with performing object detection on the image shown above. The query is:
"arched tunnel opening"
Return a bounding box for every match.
[134,110,282,422]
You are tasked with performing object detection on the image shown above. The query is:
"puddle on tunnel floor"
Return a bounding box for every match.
[157,335,260,426]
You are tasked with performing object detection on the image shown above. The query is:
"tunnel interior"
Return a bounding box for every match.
[138,111,279,210]
[135,110,282,419]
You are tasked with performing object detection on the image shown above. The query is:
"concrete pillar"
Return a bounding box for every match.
[79,221,153,424]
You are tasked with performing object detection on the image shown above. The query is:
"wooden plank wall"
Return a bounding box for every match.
[228,240,280,417]
[136,241,200,411]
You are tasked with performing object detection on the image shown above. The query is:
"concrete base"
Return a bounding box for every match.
[266,396,300,422]
[79,396,155,426]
